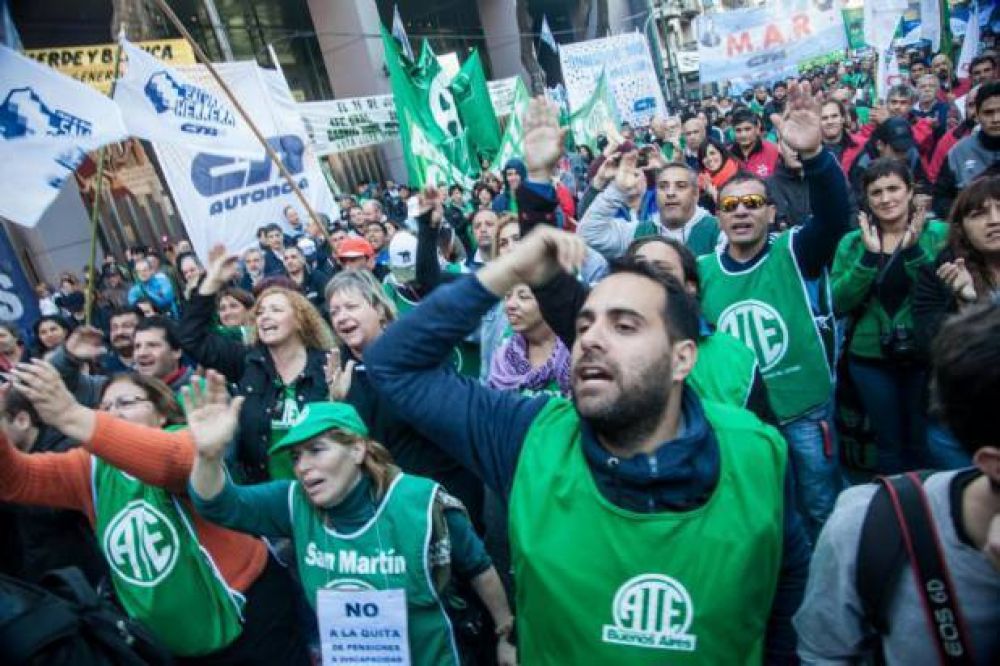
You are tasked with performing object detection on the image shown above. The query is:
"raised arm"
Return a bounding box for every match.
[772,82,851,278]
[0,434,93,513]
[178,245,248,381]
[577,154,644,260]
[414,187,459,292]
[12,360,197,494]
[48,326,109,408]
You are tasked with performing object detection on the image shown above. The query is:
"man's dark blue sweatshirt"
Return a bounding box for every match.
[366,274,811,663]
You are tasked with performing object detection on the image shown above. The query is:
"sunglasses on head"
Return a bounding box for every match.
[719,194,770,213]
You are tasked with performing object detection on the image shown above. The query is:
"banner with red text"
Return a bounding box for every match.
[694,0,847,85]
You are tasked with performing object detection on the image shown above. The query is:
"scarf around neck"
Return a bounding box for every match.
[488,333,571,396]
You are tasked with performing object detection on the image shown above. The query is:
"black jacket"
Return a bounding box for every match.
[178,289,330,482]
[341,344,484,528]
[0,428,107,585]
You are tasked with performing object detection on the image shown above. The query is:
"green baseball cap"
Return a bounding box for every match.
[268,402,369,456]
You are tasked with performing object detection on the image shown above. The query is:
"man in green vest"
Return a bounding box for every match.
[698,81,851,539]
[366,96,811,665]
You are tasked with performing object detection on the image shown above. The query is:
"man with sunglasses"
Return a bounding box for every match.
[699,82,852,540]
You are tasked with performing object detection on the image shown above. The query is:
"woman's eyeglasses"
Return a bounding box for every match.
[99,395,150,412]
[719,194,770,213]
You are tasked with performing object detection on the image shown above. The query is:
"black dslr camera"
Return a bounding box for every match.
[880,324,918,363]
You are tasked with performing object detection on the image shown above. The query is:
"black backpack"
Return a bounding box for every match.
[0,567,172,665]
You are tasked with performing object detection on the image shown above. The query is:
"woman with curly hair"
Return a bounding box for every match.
[179,244,335,482]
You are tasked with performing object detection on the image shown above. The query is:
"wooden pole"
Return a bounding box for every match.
[150,0,330,240]
[84,30,126,325]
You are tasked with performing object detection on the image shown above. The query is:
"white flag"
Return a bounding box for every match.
[0,45,127,226]
[113,39,258,155]
[956,2,981,80]
[920,0,942,53]
[877,48,903,102]
[153,61,337,261]
[864,0,908,53]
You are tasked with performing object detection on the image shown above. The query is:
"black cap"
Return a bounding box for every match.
[876,117,915,152]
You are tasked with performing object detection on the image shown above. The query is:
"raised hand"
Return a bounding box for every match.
[183,370,244,461]
[418,186,445,229]
[870,105,889,126]
[324,349,355,402]
[479,225,587,294]
[11,360,80,428]
[522,96,566,182]
[901,201,927,250]
[773,81,822,159]
[592,153,621,190]
[936,258,977,304]
[613,151,643,195]
[199,243,240,295]
[65,325,107,363]
[858,212,881,254]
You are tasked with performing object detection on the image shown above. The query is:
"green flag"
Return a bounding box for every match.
[449,48,502,169]
[569,71,619,154]
[402,108,475,189]
[490,77,531,173]
[841,8,866,50]
[380,26,472,185]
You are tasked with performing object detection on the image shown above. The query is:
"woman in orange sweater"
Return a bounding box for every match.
[4,360,309,665]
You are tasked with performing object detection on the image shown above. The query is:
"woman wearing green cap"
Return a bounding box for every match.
[186,372,517,666]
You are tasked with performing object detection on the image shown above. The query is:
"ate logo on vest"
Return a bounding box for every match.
[717,300,788,373]
[601,574,698,652]
[104,500,180,587]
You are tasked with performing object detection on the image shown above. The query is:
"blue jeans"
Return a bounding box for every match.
[848,358,928,474]
[780,399,843,541]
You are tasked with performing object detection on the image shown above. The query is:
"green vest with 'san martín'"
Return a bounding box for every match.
[698,232,834,422]
[508,398,786,664]
[291,473,459,666]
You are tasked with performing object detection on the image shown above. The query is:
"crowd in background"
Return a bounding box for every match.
[1,43,998,666]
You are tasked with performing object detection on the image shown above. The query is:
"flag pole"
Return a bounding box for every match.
[149,0,330,240]
[83,27,126,326]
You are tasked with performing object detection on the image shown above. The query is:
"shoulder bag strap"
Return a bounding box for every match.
[878,472,977,665]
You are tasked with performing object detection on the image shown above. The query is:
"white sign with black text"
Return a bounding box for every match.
[317,588,411,666]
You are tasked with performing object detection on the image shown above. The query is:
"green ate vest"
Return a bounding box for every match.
[698,232,834,422]
[291,473,459,666]
[384,282,481,378]
[508,399,786,664]
[91,459,244,656]
[689,331,758,409]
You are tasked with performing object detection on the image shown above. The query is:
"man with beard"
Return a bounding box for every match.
[99,305,143,372]
[366,97,810,665]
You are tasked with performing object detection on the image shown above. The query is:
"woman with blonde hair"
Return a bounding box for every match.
[178,245,335,482]
[324,267,485,533]
[187,374,516,666]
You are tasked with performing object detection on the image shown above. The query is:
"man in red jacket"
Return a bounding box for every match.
[729,108,780,178]
[886,83,936,166]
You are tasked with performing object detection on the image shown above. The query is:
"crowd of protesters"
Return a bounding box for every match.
[0,45,998,666]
